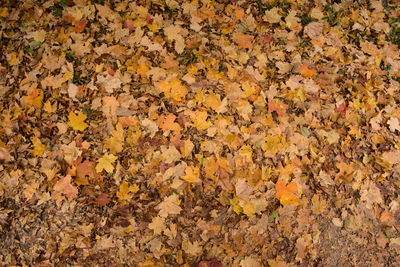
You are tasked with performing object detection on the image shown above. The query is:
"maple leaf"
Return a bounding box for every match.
[95,3,114,20]
[163,24,185,53]
[72,157,99,185]
[191,110,212,130]
[104,123,124,154]
[0,147,14,162]
[387,117,400,132]
[7,52,20,66]
[233,32,254,49]
[23,89,43,108]
[181,166,200,183]
[262,136,285,158]
[299,64,316,78]
[157,194,182,218]
[72,18,87,33]
[311,194,327,215]
[54,175,78,202]
[118,116,138,127]
[275,180,299,206]
[97,193,111,206]
[23,181,39,200]
[30,136,46,157]
[148,216,166,235]
[96,153,117,174]
[268,99,288,116]
[240,256,262,267]
[67,111,89,132]
[116,181,139,201]
[182,240,202,257]
[242,201,256,217]
[159,113,181,132]
[158,77,188,102]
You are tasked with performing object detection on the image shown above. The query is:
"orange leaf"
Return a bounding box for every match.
[299,64,316,78]
[72,157,100,185]
[118,116,138,127]
[380,211,391,223]
[232,32,254,49]
[72,18,88,33]
[268,99,288,116]
[54,175,78,202]
[275,180,299,206]
[158,77,188,102]
[23,89,43,108]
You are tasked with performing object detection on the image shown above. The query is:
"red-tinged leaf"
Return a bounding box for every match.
[107,68,115,76]
[334,102,348,116]
[124,19,135,31]
[54,175,78,202]
[72,157,100,185]
[264,34,272,44]
[146,14,153,24]
[198,259,224,267]
[72,18,87,33]
[268,99,288,116]
[97,193,111,206]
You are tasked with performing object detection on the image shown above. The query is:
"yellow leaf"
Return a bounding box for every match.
[104,123,124,154]
[116,181,139,200]
[23,89,43,108]
[181,166,200,183]
[0,8,9,17]
[30,137,46,157]
[230,196,243,215]
[239,145,253,162]
[158,77,188,102]
[43,100,54,113]
[7,52,20,66]
[67,111,89,132]
[63,71,74,81]
[243,201,256,217]
[34,30,46,43]
[96,153,117,173]
[192,110,211,131]
[204,92,221,111]
[262,136,285,158]
[137,62,149,78]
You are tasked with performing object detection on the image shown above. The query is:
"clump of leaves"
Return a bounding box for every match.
[323,5,340,26]
[49,0,68,18]
[73,71,86,85]
[178,49,197,66]
[387,17,400,48]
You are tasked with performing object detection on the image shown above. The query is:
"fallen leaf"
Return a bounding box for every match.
[23,88,43,109]
[148,216,166,235]
[30,136,46,157]
[181,166,200,183]
[116,181,139,200]
[67,111,89,132]
[96,153,117,174]
[299,64,316,78]
[275,180,299,206]
[158,77,188,102]
[157,194,182,218]
[54,175,78,202]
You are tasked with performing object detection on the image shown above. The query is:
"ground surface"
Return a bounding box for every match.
[0,0,400,266]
